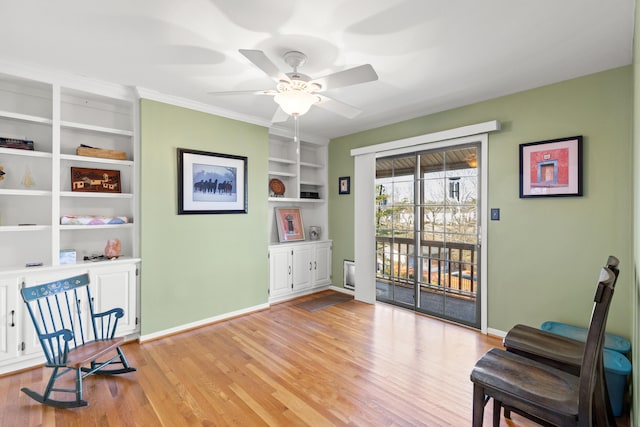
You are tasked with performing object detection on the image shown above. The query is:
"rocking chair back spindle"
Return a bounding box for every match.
[20,273,136,408]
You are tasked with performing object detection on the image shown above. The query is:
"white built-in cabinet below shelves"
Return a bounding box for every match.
[0,261,139,374]
[0,71,139,272]
[268,240,332,303]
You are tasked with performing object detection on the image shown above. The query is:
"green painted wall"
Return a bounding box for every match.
[329,66,633,338]
[139,100,269,335]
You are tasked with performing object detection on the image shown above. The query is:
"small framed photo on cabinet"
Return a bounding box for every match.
[275,208,305,242]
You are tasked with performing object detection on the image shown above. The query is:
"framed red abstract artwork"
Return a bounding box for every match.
[519,136,583,198]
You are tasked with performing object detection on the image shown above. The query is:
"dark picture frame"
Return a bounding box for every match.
[519,136,583,198]
[177,148,248,214]
[71,167,121,193]
[275,207,305,242]
[339,176,351,195]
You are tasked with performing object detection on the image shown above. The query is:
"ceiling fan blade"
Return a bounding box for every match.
[271,107,290,123]
[315,95,362,118]
[311,64,378,91]
[208,89,277,96]
[239,49,289,82]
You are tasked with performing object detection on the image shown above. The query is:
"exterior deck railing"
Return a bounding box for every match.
[376,236,477,298]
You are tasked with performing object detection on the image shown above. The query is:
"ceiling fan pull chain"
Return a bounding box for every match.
[294,116,300,154]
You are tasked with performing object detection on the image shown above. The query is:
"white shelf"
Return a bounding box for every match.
[300,161,323,168]
[0,109,52,125]
[60,191,134,199]
[60,154,133,166]
[300,180,323,186]
[0,225,50,232]
[0,188,52,196]
[60,120,133,137]
[269,157,296,165]
[269,170,296,177]
[0,147,52,158]
[268,197,325,203]
[60,223,133,231]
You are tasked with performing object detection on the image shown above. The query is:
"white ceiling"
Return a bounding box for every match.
[0,0,634,140]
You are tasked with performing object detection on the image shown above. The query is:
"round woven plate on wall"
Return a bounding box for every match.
[269,178,285,196]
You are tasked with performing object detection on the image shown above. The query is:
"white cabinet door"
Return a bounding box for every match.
[269,247,293,298]
[0,277,20,363]
[91,264,138,337]
[313,243,332,287]
[292,245,314,291]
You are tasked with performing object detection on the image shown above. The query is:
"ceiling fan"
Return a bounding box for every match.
[210,49,379,123]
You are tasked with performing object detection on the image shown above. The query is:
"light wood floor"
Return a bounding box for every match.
[0,291,630,426]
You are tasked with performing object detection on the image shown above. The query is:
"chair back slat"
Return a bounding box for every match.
[577,267,616,420]
[21,274,93,366]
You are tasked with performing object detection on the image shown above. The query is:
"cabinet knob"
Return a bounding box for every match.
[10,310,15,327]
[309,262,312,271]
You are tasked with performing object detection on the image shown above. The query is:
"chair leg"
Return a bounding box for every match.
[75,367,83,404]
[82,347,137,375]
[492,399,502,427]
[473,383,487,427]
[597,366,617,427]
[21,366,89,408]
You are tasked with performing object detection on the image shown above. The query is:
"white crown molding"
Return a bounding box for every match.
[136,87,329,143]
[135,86,274,128]
[0,60,135,101]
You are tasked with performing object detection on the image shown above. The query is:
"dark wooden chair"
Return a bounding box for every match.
[20,273,136,408]
[502,256,620,426]
[470,266,617,426]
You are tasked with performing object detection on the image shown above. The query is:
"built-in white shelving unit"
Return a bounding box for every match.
[0,70,139,272]
[267,129,329,245]
[267,128,331,302]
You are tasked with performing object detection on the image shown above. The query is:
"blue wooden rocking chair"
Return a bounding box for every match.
[20,273,136,408]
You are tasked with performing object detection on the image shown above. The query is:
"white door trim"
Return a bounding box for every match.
[351,122,498,333]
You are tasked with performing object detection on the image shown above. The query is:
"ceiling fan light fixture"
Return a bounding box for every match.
[274,89,319,117]
[466,155,478,168]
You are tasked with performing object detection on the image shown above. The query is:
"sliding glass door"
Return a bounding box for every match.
[375,144,480,328]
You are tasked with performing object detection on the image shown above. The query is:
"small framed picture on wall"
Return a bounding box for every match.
[339,176,350,195]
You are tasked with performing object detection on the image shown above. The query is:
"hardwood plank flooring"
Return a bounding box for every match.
[0,291,630,426]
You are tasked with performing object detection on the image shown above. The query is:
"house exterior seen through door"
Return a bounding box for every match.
[375,144,480,328]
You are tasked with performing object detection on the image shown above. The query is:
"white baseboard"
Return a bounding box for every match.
[487,327,507,339]
[329,285,354,295]
[139,302,270,343]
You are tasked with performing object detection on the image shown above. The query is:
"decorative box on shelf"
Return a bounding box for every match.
[76,145,127,160]
[59,249,77,265]
[300,191,320,199]
[0,137,34,150]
